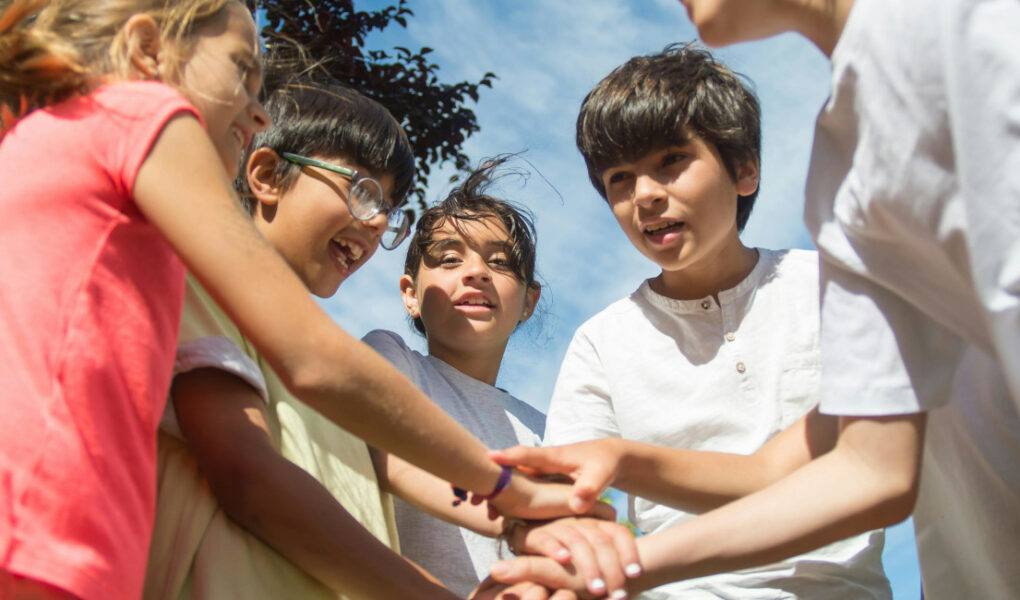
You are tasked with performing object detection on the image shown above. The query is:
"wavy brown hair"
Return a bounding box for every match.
[0,0,234,137]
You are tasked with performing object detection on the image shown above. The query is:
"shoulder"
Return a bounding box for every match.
[363,329,413,355]
[574,288,646,337]
[499,394,546,444]
[761,248,820,286]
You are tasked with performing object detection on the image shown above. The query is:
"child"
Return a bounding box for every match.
[492,44,890,598]
[492,1,1020,598]
[0,2,586,598]
[146,81,625,600]
[365,160,640,599]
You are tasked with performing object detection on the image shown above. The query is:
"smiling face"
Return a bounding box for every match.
[602,134,758,296]
[251,151,394,298]
[170,2,269,178]
[401,215,539,365]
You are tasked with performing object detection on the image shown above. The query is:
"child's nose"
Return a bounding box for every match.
[248,99,271,133]
[632,174,666,208]
[462,257,491,282]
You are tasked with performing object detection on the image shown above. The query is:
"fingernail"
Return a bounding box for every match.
[490,561,509,577]
[556,548,570,560]
[610,590,628,599]
[569,497,585,513]
[625,562,642,577]
[590,578,606,593]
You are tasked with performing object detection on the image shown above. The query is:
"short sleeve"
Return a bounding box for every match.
[817,258,961,416]
[160,276,268,438]
[91,81,203,198]
[942,0,1020,404]
[362,329,424,388]
[543,327,621,445]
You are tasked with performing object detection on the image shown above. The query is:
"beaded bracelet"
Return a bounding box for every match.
[452,466,512,507]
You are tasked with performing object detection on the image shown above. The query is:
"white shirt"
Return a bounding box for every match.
[546,249,890,599]
[363,329,545,598]
[805,0,1020,596]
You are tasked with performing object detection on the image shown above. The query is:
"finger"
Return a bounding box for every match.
[584,523,627,598]
[600,521,642,580]
[568,465,616,515]
[549,590,579,600]
[583,498,617,521]
[523,526,572,564]
[520,583,551,600]
[490,557,580,589]
[490,446,564,474]
[544,522,611,597]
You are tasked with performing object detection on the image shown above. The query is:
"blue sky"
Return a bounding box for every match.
[320,1,920,596]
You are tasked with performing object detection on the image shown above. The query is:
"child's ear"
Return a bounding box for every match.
[399,274,420,318]
[735,159,760,197]
[247,148,283,207]
[520,281,541,324]
[123,14,162,79]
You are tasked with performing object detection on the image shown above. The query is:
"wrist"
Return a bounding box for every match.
[453,465,512,507]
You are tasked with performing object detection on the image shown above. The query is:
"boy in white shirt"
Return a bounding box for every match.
[541,44,889,599]
[490,1,1019,598]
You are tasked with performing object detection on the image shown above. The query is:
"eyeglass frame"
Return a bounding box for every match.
[281,152,412,250]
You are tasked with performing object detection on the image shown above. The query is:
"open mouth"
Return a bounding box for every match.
[329,237,364,273]
[643,220,686,240]
[455,296,494,310]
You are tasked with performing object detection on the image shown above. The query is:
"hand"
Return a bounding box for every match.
[470,576,578,600]
[489,556,605,599]
[513,517,641,598]
[488,470,616,522]
[490,440,622,515]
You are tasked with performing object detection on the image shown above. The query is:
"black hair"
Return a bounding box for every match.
[576,43,761,231]
[404,156,538,335]
[236,79,414,213]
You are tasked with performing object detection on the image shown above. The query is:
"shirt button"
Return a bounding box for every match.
[725,332,735,342]
[700,300,711,310]
[736,362,746,373]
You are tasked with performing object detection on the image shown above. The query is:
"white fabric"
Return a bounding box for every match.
[362,329,545,598]
[159,337,269,439]
[805,0,1020,596]
[545,249,890,599]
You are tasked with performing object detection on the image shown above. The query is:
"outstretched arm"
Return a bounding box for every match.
[493,407,838,514]
[173,367,458,600]
[133,114,579,518]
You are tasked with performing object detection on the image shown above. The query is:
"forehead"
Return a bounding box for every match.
[190,2,259,54]
[429,214,511,246]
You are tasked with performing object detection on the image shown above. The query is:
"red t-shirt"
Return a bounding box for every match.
[0,81,199,600]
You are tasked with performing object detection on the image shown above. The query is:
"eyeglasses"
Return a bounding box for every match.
[282,152,412,250]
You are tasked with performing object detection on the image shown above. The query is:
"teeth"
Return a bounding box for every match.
[645,221,682,233]
[460,298,491,306]
[333,238,363,261]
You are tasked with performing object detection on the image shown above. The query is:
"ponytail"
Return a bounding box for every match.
[0,0,87,136]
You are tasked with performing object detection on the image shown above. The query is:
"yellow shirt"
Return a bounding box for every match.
[144,275,398,599]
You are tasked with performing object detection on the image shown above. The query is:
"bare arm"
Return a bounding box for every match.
[493,408,837,514]
[133,114,570,515]
[172,368,458,600]
[615,407,837,512]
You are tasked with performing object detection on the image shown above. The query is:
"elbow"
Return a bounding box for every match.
[874,469,920,528]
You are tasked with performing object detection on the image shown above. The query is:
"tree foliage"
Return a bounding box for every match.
[253,0,496,209]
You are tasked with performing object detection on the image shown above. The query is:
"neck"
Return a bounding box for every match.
[652,243,759,302]
[428,341,507,387]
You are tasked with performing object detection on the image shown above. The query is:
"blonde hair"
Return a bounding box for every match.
[0,0,233,135]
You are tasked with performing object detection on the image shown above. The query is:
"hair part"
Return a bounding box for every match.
[0,0,233,137]
[235,79,415,214]
[404,156,538,335]
[576,42,761,231]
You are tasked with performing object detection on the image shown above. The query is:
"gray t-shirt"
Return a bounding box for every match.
[363,330,545,597]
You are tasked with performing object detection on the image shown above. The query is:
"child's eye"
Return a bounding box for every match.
[439,255,462,266]
[488,256,511,269]
[662,152,686,166]
[606,171,630,185]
